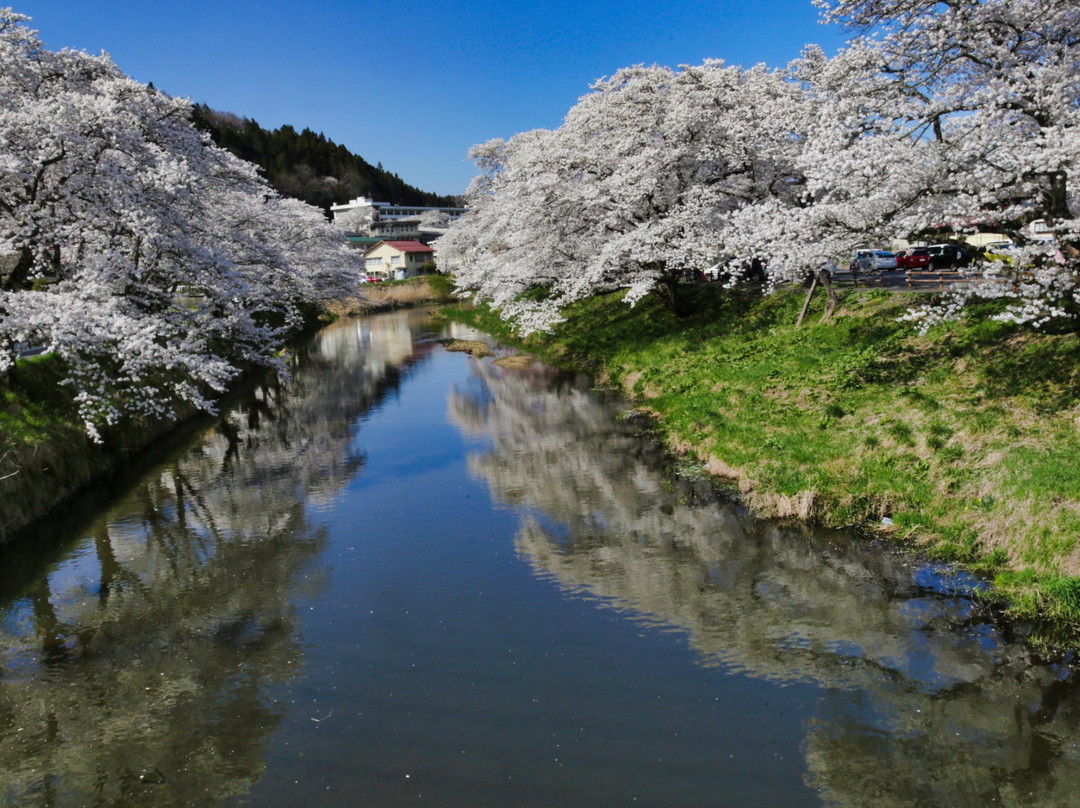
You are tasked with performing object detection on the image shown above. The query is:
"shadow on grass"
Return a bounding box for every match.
[1,353,81,445]
[977,332,1080,410]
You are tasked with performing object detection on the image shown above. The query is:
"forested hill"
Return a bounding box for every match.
[191,104,459,216]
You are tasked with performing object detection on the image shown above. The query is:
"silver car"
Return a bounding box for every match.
[851,249,899,272]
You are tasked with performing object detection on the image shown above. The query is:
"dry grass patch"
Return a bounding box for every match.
[703,454,756,494]
[363,282,436,308]
[748,488,819,520]
[322,296,365,317]
[494,353,538,369]
[324,278,442,317]
[439,339,494,357]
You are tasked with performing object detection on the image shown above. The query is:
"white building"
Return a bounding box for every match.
[331,196,465,235]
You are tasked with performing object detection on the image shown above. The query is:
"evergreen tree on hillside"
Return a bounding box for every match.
[192,105,458,217]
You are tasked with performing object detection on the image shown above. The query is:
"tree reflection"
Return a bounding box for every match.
[0,312,431,807]
[449,357,1080,807]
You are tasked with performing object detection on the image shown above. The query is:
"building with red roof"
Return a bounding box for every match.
[361,240,436,280]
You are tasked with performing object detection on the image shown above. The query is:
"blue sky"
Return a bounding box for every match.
[14,1,848,198]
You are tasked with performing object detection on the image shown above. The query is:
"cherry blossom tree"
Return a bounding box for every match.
[442,0,1078,333]
[811,0,1080,328]
[418,208,452,230]
[0,10,360,440]
[435,128,570,332]
[712,0,1079,328]
[717,41,935,322]
[333,200,377,234]
[439,62,806,332]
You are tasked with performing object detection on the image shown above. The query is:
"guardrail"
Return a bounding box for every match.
[904,267,988,289]
[830,268,886,288]
[687,265,1004,292]
[15,342,48,358]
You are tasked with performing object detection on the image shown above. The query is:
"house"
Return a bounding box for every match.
[1027,219,1055,242]
[962,232,1011,249]
[362,240,436,280]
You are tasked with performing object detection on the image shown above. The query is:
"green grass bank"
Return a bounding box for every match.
[0,352,204,541]
[0,277,451,541]
[440,283,1080,629]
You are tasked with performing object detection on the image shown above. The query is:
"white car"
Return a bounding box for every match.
[851,249,898,272]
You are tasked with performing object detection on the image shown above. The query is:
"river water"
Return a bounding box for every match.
[2,309,1079,807]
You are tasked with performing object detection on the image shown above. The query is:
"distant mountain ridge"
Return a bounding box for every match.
[191,104,459,217]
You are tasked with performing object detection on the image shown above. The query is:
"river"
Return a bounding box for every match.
[1,309,1078,807]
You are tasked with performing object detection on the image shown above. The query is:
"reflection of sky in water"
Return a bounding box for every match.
[913,563,991,596]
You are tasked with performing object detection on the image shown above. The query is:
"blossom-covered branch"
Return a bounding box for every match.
[0,10,361,440]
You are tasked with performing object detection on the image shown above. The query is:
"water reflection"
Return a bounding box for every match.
[449,358,1080,807]
[0,312,437,807]
[6,310,1080,806]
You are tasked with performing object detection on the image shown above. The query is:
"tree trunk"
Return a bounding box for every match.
[1,246,35,292]
[795,268,838,328]
[818,268,838,323]
[1045,170,1071,222]
[651,273,693,317]
[796,274,818,328]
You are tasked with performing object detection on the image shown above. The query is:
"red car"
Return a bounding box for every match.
[895,247,930,269]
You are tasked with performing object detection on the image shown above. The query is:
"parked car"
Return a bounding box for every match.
[895,247,930,269]
[927,243,972,269]
[980,241,1019,266]
[982,241,1017,258]
[850,249,898,272]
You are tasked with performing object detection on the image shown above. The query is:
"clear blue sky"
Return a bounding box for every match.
[14,0,848,198]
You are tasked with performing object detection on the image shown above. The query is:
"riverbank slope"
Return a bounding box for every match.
[441,283,1080,627]
[0,277,449,541]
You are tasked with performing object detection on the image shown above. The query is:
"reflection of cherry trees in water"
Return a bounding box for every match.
[0,313,426,807]
[449,358,1080,807]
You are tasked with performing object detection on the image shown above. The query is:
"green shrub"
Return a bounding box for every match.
[426,272,456,302]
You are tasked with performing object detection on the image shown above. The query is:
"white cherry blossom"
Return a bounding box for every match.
[0,10,360,439]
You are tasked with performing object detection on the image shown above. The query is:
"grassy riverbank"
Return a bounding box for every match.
[0,277,449,541]
[323,274,453,317]
[0,352,203,541]
[441,283,1080,628]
